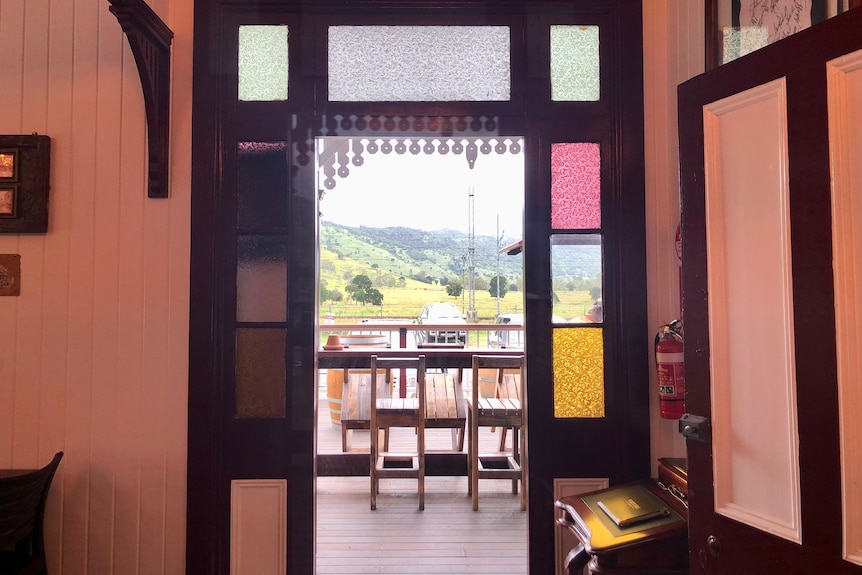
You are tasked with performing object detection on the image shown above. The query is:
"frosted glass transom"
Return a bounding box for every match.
[328,26,511,102]
[552,143,601,229]
[551,25,600,101]
[239,26,289,101]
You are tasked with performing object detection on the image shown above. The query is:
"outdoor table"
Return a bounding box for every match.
[318,347,524,398]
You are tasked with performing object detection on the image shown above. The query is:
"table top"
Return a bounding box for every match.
[318,347,523,369]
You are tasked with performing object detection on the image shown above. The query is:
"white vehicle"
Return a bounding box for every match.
[416,302,467,344]
[488,313,525,349]
[488,313,567,348]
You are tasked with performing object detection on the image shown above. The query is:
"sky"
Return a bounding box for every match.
[317,138,524,240]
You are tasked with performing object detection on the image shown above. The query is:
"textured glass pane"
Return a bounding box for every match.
[328,26,510,102]
[237,236,287,323]
[551,143,601,229]
[238,25,288,101]
[238,142,289,229]
[551,25,600,101]
[235,328,286,418]
[722,27,769,64]
[551,234,602,323]
[553,327,604,418]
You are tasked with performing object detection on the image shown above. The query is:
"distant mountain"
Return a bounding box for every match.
[320,221,601,283]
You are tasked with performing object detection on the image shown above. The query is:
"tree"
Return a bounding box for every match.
[345,274,383,306]
[446,280,463,298]
[489,276,508,299]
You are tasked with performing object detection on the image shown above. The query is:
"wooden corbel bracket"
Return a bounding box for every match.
[108,0,173,198]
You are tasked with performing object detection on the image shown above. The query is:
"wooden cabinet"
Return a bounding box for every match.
[556,460,689,575]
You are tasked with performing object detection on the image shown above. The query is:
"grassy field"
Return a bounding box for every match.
[320,283,595,324]
[319,245,596,324]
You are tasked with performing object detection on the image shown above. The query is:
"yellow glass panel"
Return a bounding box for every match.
[553,327,604,418]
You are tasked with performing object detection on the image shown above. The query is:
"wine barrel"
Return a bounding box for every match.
[325,369,346,427]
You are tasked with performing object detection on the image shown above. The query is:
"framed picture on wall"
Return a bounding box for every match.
[0,149,17,180]
[0,186,16,218]
[706,0,852,70]
[0,135,50,233]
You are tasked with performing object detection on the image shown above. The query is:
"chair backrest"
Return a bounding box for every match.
[0,451,63,557]
[370,355,427,410]
[471,355,525,408]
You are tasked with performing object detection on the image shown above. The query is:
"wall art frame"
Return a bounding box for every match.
[0,135,51,234]
[705,0,857,70]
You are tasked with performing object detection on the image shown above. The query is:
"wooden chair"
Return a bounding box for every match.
[468,355,525,511]
[370,355,426,510]
[340,369,391,452]
[0,451,64,575]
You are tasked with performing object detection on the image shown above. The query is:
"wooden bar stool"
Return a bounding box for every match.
[370,355,427,510]
[468,354,526,511]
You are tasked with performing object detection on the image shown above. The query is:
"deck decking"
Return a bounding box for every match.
[316,374,528,575]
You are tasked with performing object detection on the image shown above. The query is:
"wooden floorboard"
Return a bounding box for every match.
[316,378,528,575]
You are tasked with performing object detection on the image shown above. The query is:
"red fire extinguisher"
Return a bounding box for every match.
[655,319,685,419]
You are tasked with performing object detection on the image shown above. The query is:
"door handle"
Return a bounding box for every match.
[679,413,711,443]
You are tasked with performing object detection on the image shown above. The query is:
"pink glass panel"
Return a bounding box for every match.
[551,143,600,230]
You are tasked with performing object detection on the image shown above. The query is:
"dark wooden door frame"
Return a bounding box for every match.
[189,2,648,573]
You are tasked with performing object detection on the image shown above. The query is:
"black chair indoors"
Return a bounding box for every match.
[0,452,64,575]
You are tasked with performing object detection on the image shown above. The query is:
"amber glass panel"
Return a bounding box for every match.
[551,143,601,230]
[237,236,287,323]
[328,26,510,102]
[553,327,604,418]
[235,328,286,418]
[237,142,289,230]
[238,25,289,101]
[550,25,600,101]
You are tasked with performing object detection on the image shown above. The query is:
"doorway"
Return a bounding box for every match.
[314,135,528,572]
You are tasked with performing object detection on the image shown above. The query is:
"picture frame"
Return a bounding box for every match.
[0,186,17,218]
[0,135,50,234]
[705,0,851,70]
[0,149,18,180]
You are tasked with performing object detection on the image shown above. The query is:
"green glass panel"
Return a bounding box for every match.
[553,327,604,418]
[238,25,289,101]
[235,328,287,419]
[550,25,600,101]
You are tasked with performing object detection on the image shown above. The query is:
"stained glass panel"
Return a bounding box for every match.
[328,26,510,102]
[237,236,288,323]
[550,25,600,101]
[235,328,287,418]
[238,142,289,229]
[553,327,604,418]
[238,25,289,101]
[552,143,601,229]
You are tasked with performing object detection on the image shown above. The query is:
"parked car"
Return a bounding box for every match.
[416,302,467,344]
[488,313,525,349]
[488,313,568,348]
